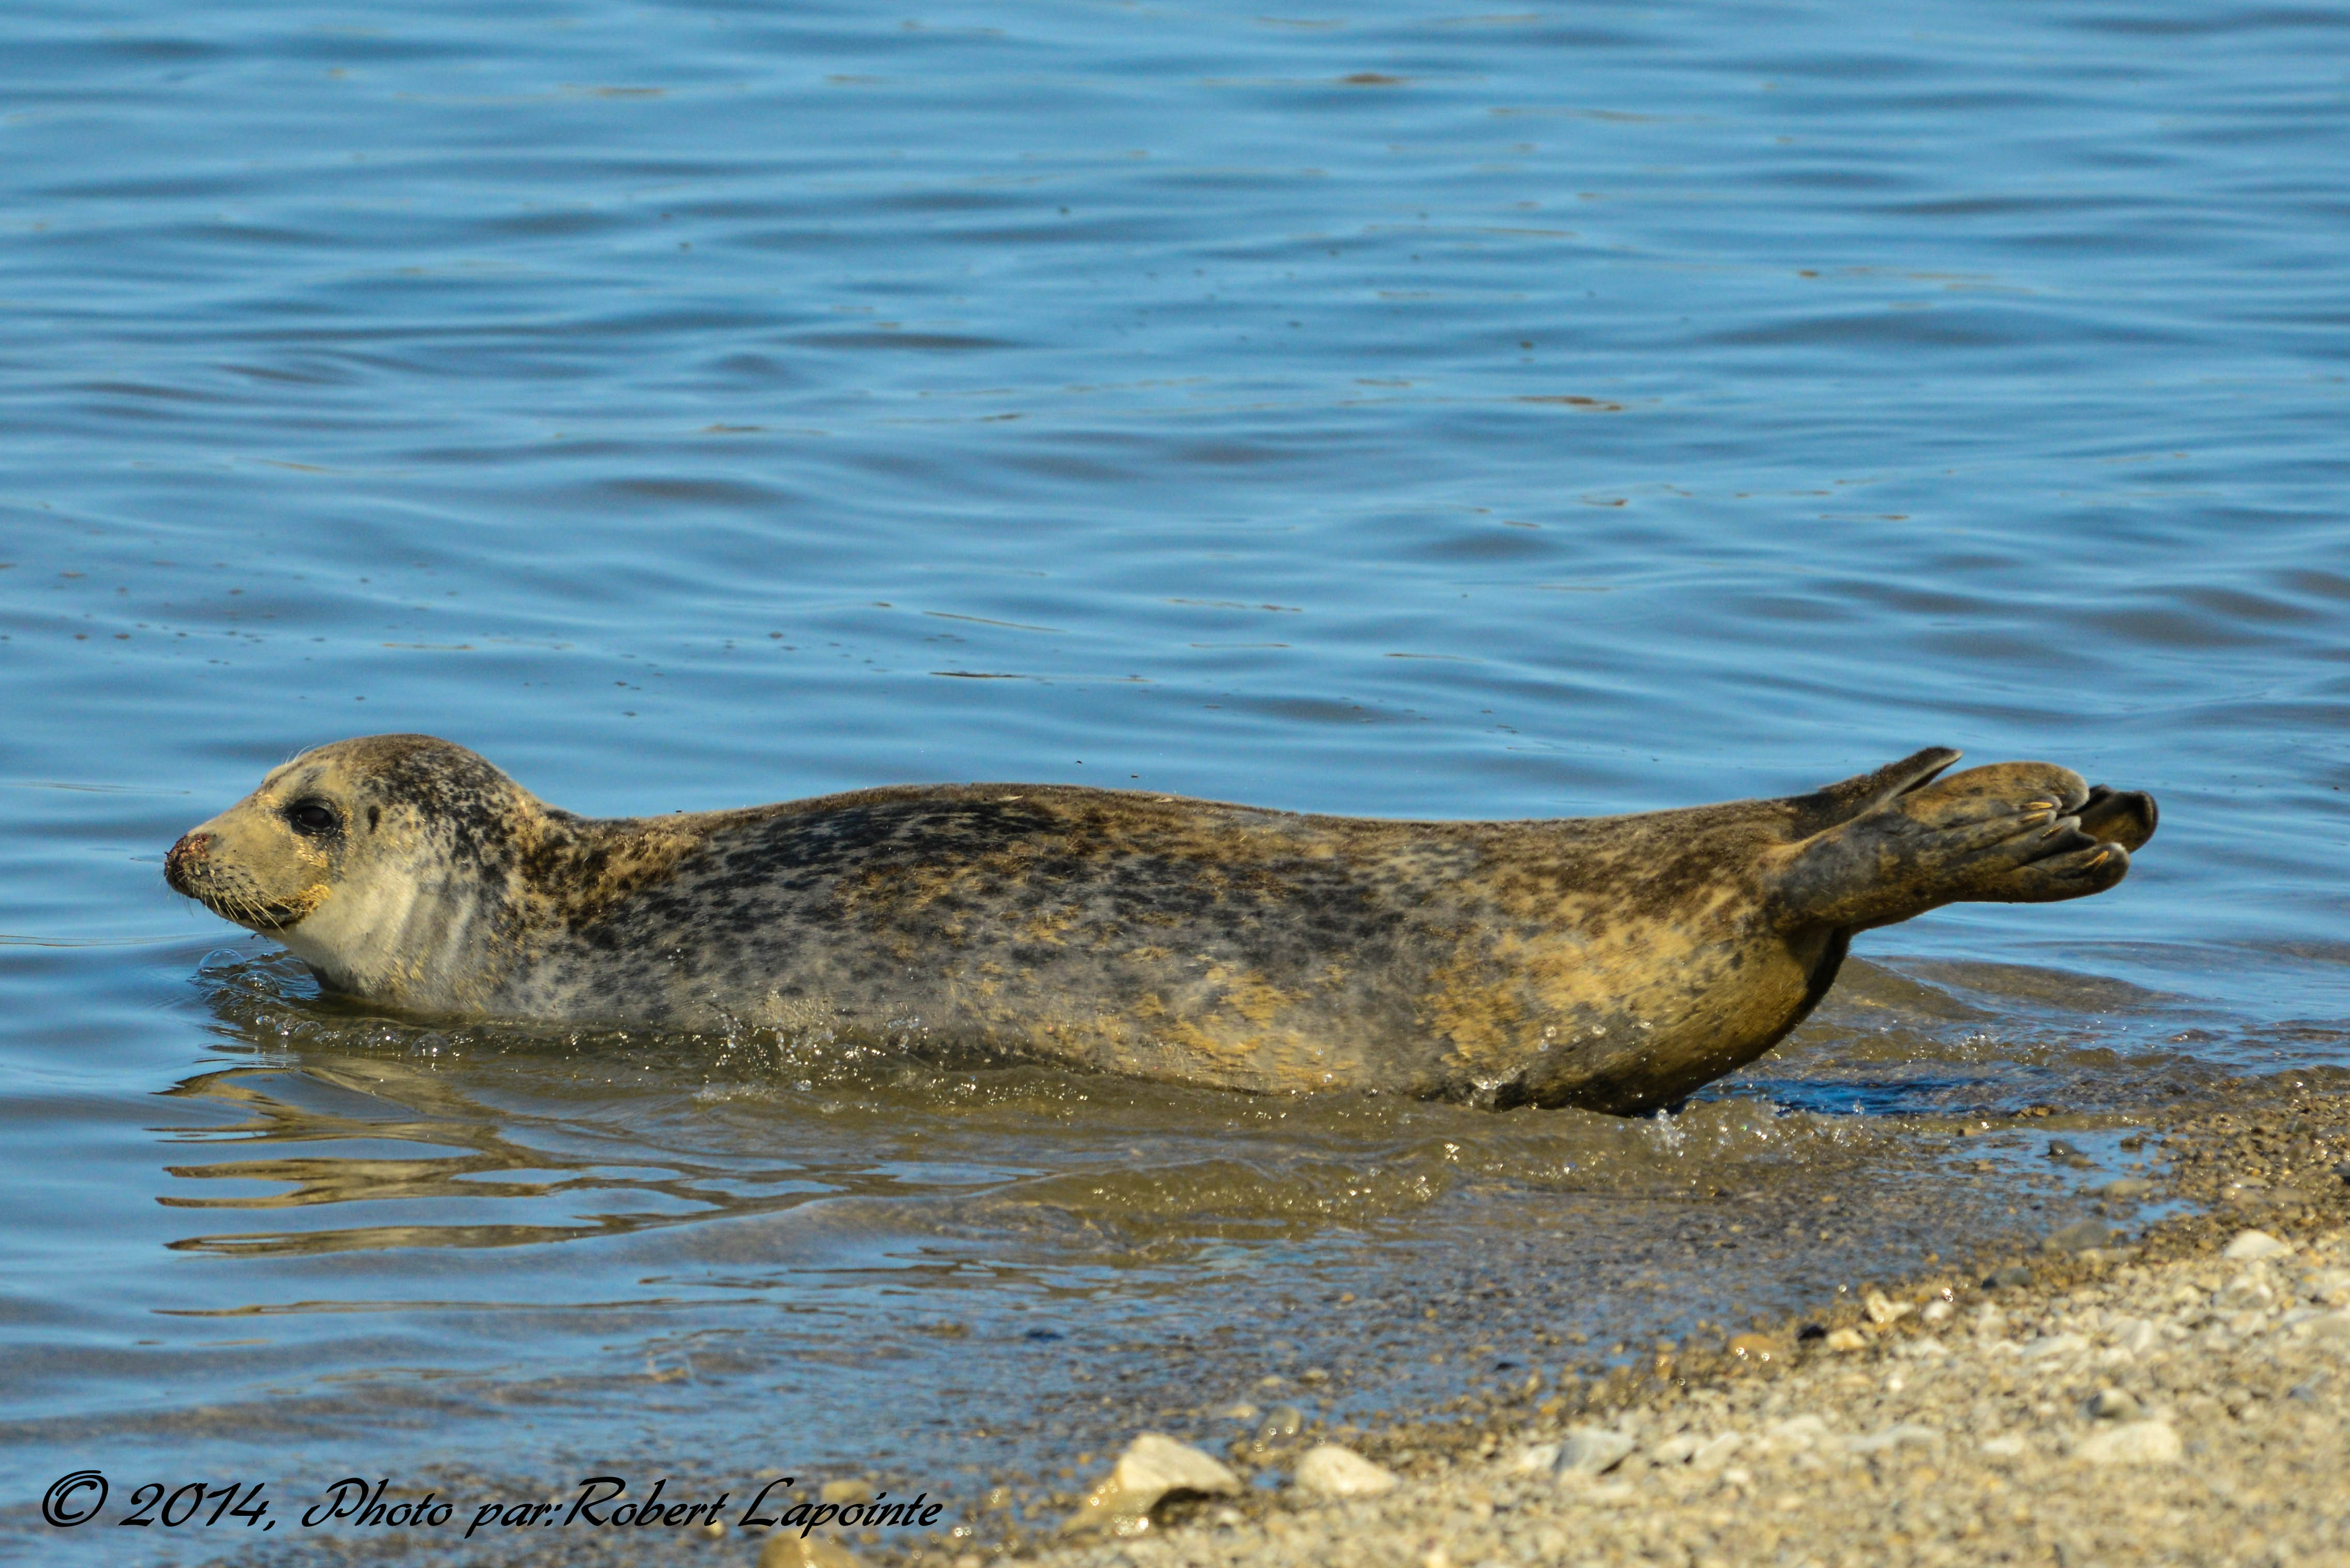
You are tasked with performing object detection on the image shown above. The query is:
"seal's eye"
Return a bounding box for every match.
[285,800,340,837]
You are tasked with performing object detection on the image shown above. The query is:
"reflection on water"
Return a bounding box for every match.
[3,0,2349,1550]
[151,950,2201,1260]
[134,948,2257,1333]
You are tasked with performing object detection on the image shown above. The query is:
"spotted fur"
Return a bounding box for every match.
[165,736,2155,1114]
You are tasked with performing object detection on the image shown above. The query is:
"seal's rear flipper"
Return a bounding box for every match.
[1770,761,2146,932]
[2076,785,2158,851]
[1785,746,1963,836]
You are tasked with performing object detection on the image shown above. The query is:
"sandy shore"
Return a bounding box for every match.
[971,1086,2350,1568]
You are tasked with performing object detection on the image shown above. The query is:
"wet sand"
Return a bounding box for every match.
[1014,1083,2350,1568]
[136,1080,2350,1568]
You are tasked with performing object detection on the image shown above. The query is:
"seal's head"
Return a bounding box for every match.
[166,735,545,1009]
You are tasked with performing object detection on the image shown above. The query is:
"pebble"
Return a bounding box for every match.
[1060,1433,1241,1534]
[2216,1271,2275,1311]
[1725,1331,1787,1363]
[1841,1423,1937,1455]
[2023,1332,2090,1360]
[1292,1444,1399,1499]
[2303,1268,2350,1305]
[1254,1405,1305,1446]
[2085,1387,2141,1420]
[1505,1441,1562,1475]
[2074,1419,2183,1466]
[2043,1218,2115,1254]
[2222,1228,2290,1262]
[1691,1432,1743,1468]
[1646,1432,1701,1465]
[818,1479,874,1505]
[759,1536,860,1568]
[2299,1311,2350,1342]
[1556,1425,1636,1475]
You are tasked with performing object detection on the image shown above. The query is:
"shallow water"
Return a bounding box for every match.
[3,0,2348,1558]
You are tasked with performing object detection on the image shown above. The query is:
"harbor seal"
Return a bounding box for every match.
[164,736,2156,1114]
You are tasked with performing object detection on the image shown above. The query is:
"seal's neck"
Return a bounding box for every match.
[276,803,560,1014]
[278,802,714,1017]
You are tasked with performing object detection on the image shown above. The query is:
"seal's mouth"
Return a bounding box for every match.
[176,880,317,933]
[208,894,315,932]
[164,833,322,932]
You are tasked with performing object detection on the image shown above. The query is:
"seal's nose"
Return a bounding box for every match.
[164,832,213,895]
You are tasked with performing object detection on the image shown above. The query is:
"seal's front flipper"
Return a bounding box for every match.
[1769,761,2146,932]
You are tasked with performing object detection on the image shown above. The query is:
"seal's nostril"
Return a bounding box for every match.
[164,832,215,889]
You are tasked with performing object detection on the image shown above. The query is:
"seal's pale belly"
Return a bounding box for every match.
[163,736,2156,1115]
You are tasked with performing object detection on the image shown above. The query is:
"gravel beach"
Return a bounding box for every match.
[984,1086,2350,1568]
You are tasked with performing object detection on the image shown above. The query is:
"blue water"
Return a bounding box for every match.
[4,0,2348,1558]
